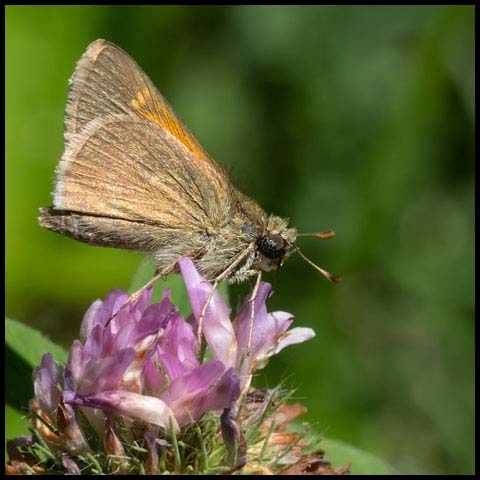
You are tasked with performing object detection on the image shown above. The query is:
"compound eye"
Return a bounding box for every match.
[258,234,286,259]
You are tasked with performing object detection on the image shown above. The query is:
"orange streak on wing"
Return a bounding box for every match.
[131,88,217,167]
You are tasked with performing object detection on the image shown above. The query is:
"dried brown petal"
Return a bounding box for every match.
[281,450,350,475]
[268,402,308,430]
[30,400,62,447]
[104,421,128,475]
[243,462,275,475]
[5,460,46,475]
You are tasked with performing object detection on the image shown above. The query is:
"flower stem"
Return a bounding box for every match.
[170,417,181,471]
[259,418,276,462]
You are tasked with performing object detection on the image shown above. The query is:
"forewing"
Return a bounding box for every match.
[54,114,234,230]
[65,39,217,167]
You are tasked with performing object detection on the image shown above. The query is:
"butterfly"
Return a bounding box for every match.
[39,39,339,346]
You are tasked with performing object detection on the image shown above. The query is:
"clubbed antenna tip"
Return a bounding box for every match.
[295,248,341,284]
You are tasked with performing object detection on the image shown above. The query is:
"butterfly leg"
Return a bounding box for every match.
[104,270,165,327]
[196,243,256,356]
[127,270,164,303]
[236,271,263,396]
[247,271,262,355]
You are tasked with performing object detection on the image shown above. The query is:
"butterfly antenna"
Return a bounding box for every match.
[295,248,342,284]
[296,230,336,239]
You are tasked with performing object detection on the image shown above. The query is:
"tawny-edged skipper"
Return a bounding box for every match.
[39,39,340,327]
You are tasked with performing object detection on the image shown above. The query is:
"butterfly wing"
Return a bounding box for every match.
[64,39,217,168]
[53,114,234,230]
[41,39,239,255]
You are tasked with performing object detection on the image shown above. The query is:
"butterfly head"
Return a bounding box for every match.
[254,215,297,272]
[253,215,341,284]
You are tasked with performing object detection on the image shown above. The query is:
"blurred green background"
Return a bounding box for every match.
[6,5,474,474]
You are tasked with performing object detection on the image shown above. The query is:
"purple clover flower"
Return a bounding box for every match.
[178,257,315,395]
[30,257,315,463]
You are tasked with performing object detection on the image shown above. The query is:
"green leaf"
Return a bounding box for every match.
[5,341,35,411]
[5,318,68,447]
[130,258,230,318]
[288,420,395,474]
[320,437,397,475]
[5,317,68,368]
[5,404,30,457]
